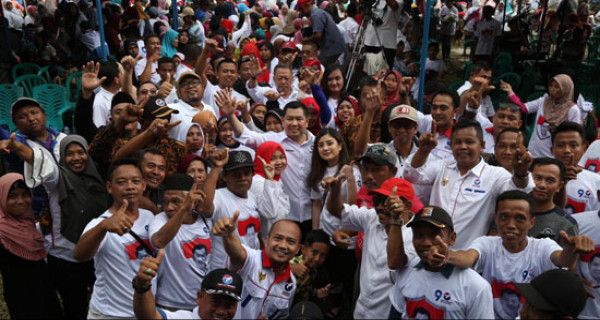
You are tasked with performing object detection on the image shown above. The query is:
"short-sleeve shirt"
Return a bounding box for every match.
[236,246,296,319]
[84,209,156,317]
[158,306,200,319]
[470,236,561,319]
[578,140,600,173]
[528,207,579,246]
[149,212,212,310]
[573,210,600,319]
[390,260,495,319]
[210,188,261,271]
[565,169,600,214]
[310,7,345,59]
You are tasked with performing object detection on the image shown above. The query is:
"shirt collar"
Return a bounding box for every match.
[415,261,455,279]
[437,121,455,139]
[448,158,486,177]
[261,250,292,284]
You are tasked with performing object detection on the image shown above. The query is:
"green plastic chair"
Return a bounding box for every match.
[14,74,47,97]
[32,84,69,131]
[11,63,41,81]
[493,52,513,76]
[0,84,24,132]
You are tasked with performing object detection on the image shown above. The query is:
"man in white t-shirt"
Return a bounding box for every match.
[74,159,155,318]
[149,173,212,310]
[213,216,302,319]
[578,139,600,174]
[169,71,216,125]
[551,122,600,214]
[135,34,162,85]
[203,150,263,270]
[327,176,419,319]
[93,61,124,128]
[134,262,242,320]
[405,119,534,249]
[442,190,594,319]
[457,62,496,120]
[388,205,495,319]
[573,210,600,318]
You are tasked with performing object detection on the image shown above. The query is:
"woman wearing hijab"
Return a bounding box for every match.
[215,116,256,158]
[382,70,404,109]
[170,120,205,157]
[249,141,290,240]
[161,28,179,58]
[502,74,581,157]
[5,134,108,319]
[0,173,61,319]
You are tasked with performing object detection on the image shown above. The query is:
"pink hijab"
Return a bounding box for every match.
[543,74,575,126]
[0,173,46,261]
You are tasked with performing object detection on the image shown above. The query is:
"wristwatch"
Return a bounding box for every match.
[132,276,152,294]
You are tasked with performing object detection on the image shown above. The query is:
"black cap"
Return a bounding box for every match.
[111,92,136,109]
[407,206,454,230]
[11,97,43,118]
[163,173,194,191]
[516,269,587,317]
[201,269,243,301]
[142,97,179,121]
[224,150,254,172]
[359,143,397,167]
[288,301,324,319]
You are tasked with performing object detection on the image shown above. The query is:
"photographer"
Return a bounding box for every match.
[363,0,402,68]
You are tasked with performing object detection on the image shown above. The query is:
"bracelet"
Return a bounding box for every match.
[132,277,152,294]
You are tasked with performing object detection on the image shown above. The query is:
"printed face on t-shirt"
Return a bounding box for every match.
[590,255,600,283]
[499,289,521,318]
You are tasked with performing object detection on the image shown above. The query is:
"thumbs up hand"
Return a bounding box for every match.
[212,210,240,237]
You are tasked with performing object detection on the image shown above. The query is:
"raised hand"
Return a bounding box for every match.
[363,87,382,113]
[513,132,532,177]
[332,230,351,249]
[0,133,18,154]
[120,55,140,74]
[400,76,415,93]
[207,146,229,168]
[499,80,514,95]
[158,72,174,98]
[257,155,275,180]
[263,90,280,102]
[212,210,240,237]
[104,200,134,235]
[215,88,236,116]
[560,231,595,254]
[135,250,165,287]
[385,186,411,222]
[81,61,106,95]
[426,235,449,268]
[315,283,333,299]
[565,165,582,181]
[291,261,308,278]
[204,38,224,54]
[418,123,438,154]
[183,182,207,210]
[148,118,181,137]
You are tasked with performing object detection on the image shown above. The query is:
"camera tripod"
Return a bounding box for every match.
[345,12,384,91]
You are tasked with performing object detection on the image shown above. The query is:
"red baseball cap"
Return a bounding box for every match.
[297,0,312,8]
[281,41,298,51]
[370,178,424,213]
[303,58,321,68]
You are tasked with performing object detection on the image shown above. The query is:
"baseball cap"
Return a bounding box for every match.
[288,301,323,319]
[407,206,454,230]
[111,92,136,109]
[297,0,312,8]
[181,6,194,17]
[201,269,243,301]
[389,104,418,124]
[163,173,194,191]
[11,97,43,118]
[281,41,298,52]
[359,143,397,167]
[370,177,415,200]
[142,97,179,121]
[177,71,202,89]
[224,150,254,172]
[515,269,587,317]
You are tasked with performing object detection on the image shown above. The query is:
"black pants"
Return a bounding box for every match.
[0,246,61,319]
[323,245,358,318]
[440,34,453,60]
[47,255,95,319]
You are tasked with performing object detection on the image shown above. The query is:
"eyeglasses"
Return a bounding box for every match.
[139,89,158,95]
[181,79,202,88]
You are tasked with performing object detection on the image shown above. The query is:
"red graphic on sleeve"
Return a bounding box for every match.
[238,216,261,236]
[584,159,600,173]
[406,298,445,319]
[182,238,212,259]
[580,246,600,262]
[537,115,545,125]
[124,239,153,260]
[566,198,586,214]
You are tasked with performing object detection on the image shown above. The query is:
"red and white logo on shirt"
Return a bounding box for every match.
[124,238,153,260]
[491,279,525,319]
[405,297,445,319]
[238,216,261,237]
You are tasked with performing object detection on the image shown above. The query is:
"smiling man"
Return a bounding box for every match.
[443,190,594,319]
[405,120,534,249]
[213,215,302,319]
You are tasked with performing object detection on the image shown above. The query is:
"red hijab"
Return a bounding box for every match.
[254,142,287,181]
[334,95,360,128]
[383,70,403,110]
[301,97,321,135]
[242,41,270,84]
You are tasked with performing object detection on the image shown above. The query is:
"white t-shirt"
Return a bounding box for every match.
[565,169,600,214]
[470,236,561,319]
[135,58,161,85]
[474,18,502,55]
[524,95,581,158]
[235,245,296,319]
[573,210,600,319]
[249,175,290,240]
[364,0,402,49]
[149,212,212,310]
[457,80,496,118]
[579,140,600,174]
[210,188,261,270]
[84,209,156,317]
[159,306,201,319]
[92,87,115,128]
[390,259,495,319]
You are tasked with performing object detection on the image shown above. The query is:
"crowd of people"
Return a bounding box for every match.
[1,0,600,318]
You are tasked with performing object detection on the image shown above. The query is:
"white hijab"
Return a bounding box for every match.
[169,119,205,156]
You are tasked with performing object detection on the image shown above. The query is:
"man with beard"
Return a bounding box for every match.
[169,71,215,125]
